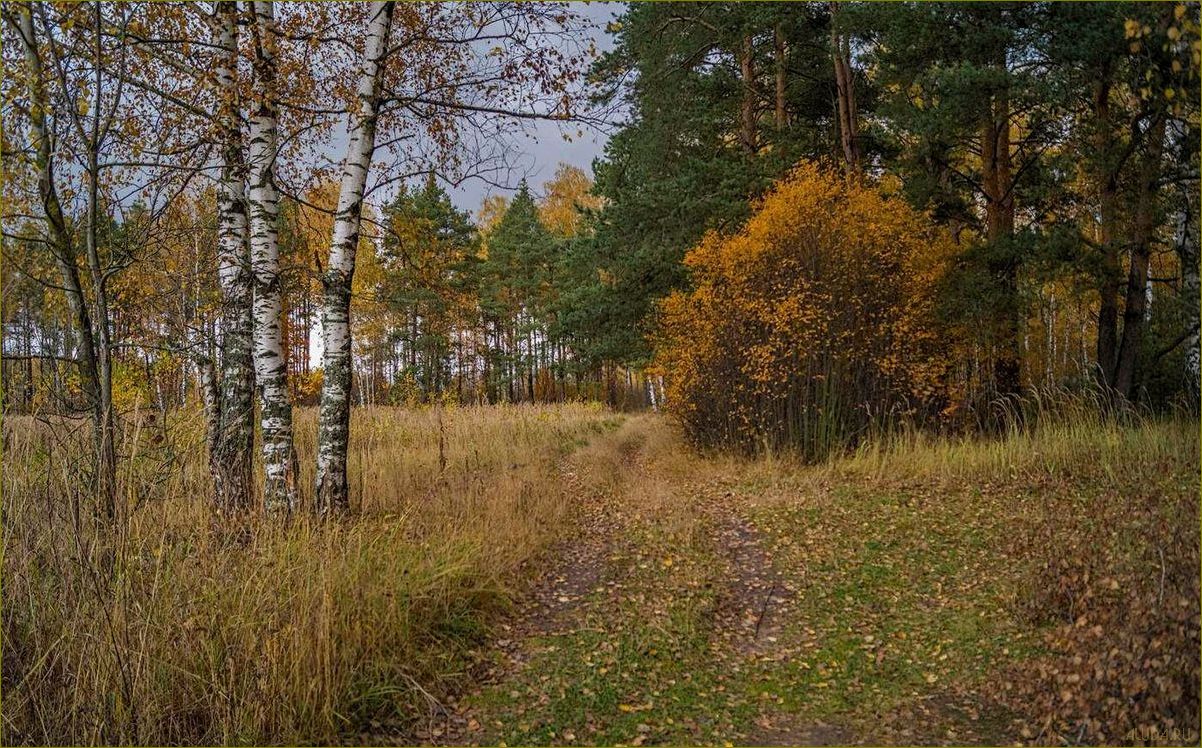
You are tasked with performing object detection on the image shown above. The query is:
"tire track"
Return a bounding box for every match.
[416,423,648,745]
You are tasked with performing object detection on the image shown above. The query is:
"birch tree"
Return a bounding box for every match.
[8,2,108,503]
[248,0,297,513]
[6,1,126,516]
[5,1,211,516]
[315,1,395,514]
[77,1,119,518]
[213,0,255,511]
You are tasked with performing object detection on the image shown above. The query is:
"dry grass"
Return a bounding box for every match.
[715,388,1196,492]
[1,403,621,745]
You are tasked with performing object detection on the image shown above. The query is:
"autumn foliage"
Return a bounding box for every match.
[997,466,1200,744]
[655,163,956,458]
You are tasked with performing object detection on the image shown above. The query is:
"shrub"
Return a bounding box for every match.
[655,162,956,458]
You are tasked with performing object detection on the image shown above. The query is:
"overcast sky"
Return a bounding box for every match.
[445,2,625,214]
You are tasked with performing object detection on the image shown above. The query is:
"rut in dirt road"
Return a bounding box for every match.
[411,419,866,746]
[698,486,853,746]
[705,491,797,661]
[413,427,650,745]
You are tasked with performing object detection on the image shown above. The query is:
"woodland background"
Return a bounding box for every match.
[2,2,1199,479]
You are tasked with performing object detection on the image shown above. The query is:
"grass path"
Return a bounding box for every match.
[398,415,1010,746]
[395,412,1197,747]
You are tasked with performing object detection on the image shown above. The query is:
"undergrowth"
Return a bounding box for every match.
[2,397,1196,746]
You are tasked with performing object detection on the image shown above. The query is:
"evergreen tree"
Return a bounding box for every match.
[378,176,477,400]
[480,181,556,400]
[558,2,850,370]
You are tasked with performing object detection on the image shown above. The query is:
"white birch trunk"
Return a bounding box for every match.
[1178,175,1200,393]
[316,1,395,514]
[248,0,297,513]
[214,0,255,511]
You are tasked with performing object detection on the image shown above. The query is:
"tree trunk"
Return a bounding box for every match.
[738,33,756,155]
[213,0,256,512]
[773,22,786,131]
[1179,163,1200,394]
[83,1,116,519]
[830,5,859,172]
[15,2,108,507]
[981,84,1020,398]
[1114,115,1167,400]
[248,0,298,514]
[22,299,34,407]
[199,349,221,481]
[316,1,395,515]
[526,327,534,401]
[1092,69,1121,387]
[1173,135,1202,399]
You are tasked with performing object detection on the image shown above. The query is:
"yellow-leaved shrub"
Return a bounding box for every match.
[654,162,956,458]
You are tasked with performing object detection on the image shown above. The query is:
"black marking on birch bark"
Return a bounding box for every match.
[212,0,255,512]
[248,0,297,514]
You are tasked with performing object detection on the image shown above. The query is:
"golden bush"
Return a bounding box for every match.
[655,162,957,458]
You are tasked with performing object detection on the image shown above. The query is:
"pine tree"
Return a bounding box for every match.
[479,181,555,401]
[378,176,478,399]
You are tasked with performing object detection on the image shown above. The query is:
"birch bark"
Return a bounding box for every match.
[316,1,395,514]
[248,0,297,513]
[1180,175,1200,392]
[214,0,255,511]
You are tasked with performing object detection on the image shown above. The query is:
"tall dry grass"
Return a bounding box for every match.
[719,385,1198,488]
[1,403,620,745]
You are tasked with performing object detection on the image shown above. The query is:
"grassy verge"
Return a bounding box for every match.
[745,415,1200,744]
[1,404,622,745]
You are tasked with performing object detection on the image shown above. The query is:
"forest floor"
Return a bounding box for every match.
[388,411,1198,746]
